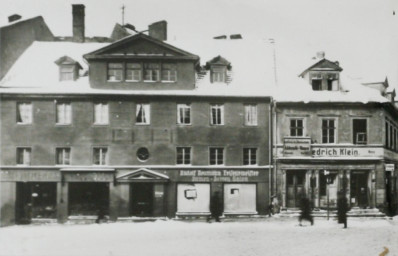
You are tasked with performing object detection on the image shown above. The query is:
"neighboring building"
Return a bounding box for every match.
[0,15,54,80]
[0,5,274,226]
[273,53,398,216]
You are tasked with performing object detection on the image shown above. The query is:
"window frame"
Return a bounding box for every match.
[176,147,192,165]
[107,62,123,82]
[177,103,191,125]
[289,118,304,137]
[56,147,71,165]
[135,103,151,125]
[209,147,224,166]
[16,102,33,125]
[352,118,368,145]
[244,104,258,126]
[93,102,109,125]
[210,104,224,126]
[243,148,257,166]
[143,63,160,82]
[161,63,177,83]
[16,147,32,166]
[93,147,108,166]
[55,102,72,125]
[321,118,337,144]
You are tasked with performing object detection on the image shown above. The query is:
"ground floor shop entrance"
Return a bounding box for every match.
[15,182,57,223]
[350,171,369,208]
[68,182,109,216]
[286,170,306,208]
[130,183,154,216]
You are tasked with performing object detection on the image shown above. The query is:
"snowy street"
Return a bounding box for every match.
[0,217,397,256]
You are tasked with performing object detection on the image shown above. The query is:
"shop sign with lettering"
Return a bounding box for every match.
[178,169,263,182]
[312,146,383,158]
[283,137,311,156]
[385,164,395,172]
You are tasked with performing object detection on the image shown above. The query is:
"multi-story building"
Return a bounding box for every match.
[0,5,274,226]
[273,52,398,215]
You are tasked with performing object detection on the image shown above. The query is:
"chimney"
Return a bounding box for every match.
[230,34,242,39]
[213,35,227,39]
[72,4,85,43]
[316,51,325,59]
[148,20,167,41]
[8,14,22,23]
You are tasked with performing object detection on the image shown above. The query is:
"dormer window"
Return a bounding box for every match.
[161,63,177,82]
[107,63,123,81]
[126,63,142,81]
[206,55,231,84]
[54,56,82,81]
[144,63,160,82]
[211,67,226,83]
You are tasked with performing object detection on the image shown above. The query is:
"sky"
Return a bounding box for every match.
[1,0,397,91]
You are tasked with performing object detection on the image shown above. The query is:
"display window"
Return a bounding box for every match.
[223,184,257,214]
[177,183,210,214]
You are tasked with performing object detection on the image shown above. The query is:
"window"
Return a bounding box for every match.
[136,104,150,125]
[144,63,160,82]
[107,63,123,81]
[353,119,367,144]
[210,104,224,125]
[386,121,389,148]
[161,63,177,82]
[94,103,109,125]
[126,63,141,81]
[312,79,322,90]
[60,66,74,81]
[211,67,226,83]
[209,147,224,165]
[177,147,191,165]
[177,104,191,125]
[93,147,107,165]
[56,148,71,165]
[56,103,72,125]
[244,105,258,126]
[290,119,304,136]
[16,102,32,124]
[322,119,335,143]
[243,148,257,165]
[17,147,31,165]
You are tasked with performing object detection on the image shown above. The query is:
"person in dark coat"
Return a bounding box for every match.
[337,191,348,228]
[209,191,222,222]
[299,197,313,226]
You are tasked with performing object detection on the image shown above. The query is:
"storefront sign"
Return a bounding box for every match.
[385,164,395,172]
[179,169,261,182]
[312,147,383,158]
[283,137,311,156]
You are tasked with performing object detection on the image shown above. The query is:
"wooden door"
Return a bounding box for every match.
[286,171,306,208]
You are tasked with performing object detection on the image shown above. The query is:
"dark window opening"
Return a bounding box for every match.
[353,119,367,144]
[327,80,333,90]
[312,80,322,90]
[322,119,335,143]
[68,182,109,216]
[290,119,303,136]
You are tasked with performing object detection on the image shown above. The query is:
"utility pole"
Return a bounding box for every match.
[121,4,125,26]
[269,38,278,86]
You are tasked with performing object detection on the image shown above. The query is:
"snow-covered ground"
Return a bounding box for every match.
[0,217,397,256]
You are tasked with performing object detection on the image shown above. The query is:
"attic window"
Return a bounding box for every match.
[211,67,226,83]
[54,56,82,81]
[206,55,231,84]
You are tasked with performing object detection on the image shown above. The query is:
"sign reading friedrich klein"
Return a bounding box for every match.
[179,169,261,182]
[283,137,311,156]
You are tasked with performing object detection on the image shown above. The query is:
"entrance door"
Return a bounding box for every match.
[286,171,306,208]
[350,172,369,208]
[68,182,109,216]
[130,183,153,216]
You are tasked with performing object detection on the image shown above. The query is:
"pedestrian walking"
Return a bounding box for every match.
[337,191,348,228]
[209,191,222,222]
[299,197,313,226]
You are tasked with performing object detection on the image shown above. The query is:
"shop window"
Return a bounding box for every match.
[93,147,107,165]
[353,119,367,144]
[17,147,31,165]
[136,104,150,125]
[322,119,335,143]
[290,119,304,136]
[144,63,160,82]
[184,189,197,199]
[161,63,177,82]
[16,102,32,124]
[177,104,191,125]
[176,147,191,165]
[94,103,109,125]
[244,105,258,126]
[224,184,256,214]
[177,184,210,213]
[126,63,141,81]
[107,63,123,81]
[56,148,70,165]
[312,79,322,90]
[56,102,72,125]
[243,148,257,165]
[209,147,224,165]
[210,104,224,125]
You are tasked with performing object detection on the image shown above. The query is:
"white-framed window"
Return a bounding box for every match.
[60,66,74,81]
[107,63,123,81]
[353,119,367,145]
[210,104,224,125]
[209,147,224,165]
[16,102,32,124]
[177,104,191,125]
[17,147,31,165]
[56,147,71,165]
[126,63,141,81]
[136,103,150,125]
[176,147,191,165]
[94,103,109,125]
[244,105,258,126]
[93,147,107,165]
[161,63,177,82]
[322,119,336,143]
[211,67,226,83]
[243,148,257,165]
[144,63,160,82]
[290,118,304,137]
[56,102,72,125]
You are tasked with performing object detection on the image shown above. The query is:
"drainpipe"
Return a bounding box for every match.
[269,98,273,209]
